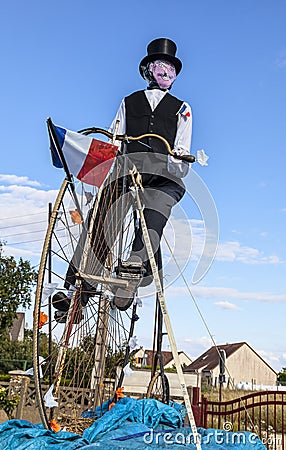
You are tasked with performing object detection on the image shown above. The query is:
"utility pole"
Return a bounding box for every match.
[219,349,226,402]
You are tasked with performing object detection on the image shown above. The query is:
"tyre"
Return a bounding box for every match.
[147,371,170,404]
[33,168,137,432]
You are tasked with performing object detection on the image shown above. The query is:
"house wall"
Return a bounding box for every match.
[133,348,146,367]
[121,369,200,398]
[9,312,25,341]
[211,344,277,388]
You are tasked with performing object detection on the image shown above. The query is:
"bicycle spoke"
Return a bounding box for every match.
[33,172,136,432]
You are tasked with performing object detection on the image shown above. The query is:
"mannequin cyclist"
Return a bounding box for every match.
[111,37,193,310]
[52,37,193,315]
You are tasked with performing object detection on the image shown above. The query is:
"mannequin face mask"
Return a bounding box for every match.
[148,59,176,89]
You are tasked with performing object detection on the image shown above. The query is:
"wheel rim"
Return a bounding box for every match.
[33,172,136,432]
[147,372,170,404]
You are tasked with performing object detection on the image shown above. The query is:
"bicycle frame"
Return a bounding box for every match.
[34,123,200,447]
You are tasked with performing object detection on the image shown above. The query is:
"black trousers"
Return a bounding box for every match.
[131,175,185,266]
[64,173,185,290]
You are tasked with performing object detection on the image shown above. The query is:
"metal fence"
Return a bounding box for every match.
[199,390,285,450]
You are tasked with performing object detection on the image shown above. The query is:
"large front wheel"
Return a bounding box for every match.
[33,175,137,433]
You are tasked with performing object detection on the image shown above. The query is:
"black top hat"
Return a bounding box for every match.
[139,38,182,78]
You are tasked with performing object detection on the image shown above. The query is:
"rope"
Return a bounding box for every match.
[163,234,257,430]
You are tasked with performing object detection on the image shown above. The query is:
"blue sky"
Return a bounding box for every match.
[0,0,286,374]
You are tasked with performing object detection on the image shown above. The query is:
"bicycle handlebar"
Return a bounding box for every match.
[78,127,196,164]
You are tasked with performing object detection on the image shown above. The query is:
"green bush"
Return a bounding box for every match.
[0,387,20,419]
[0,374,10,382]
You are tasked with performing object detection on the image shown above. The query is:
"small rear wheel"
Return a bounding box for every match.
[147,371,170,404]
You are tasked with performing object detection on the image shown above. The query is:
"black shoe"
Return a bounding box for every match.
[113,278,141,311]
[52,292,70,312]
[113,293,134,311]
[140,275,153,287]
[52,284,96,311]
[113,256,144,311]
[54,310,68,323]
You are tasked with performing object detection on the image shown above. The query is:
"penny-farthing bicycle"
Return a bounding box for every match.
[32,122,195,432]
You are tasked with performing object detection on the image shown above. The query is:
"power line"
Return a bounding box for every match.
[2,223,79,242]
[0,229,46,238]
[4,238,44,246]
[0,211,47,221]
[0,220,46,231]
[3,228,78,246]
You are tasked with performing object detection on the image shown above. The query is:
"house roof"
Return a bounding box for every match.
[144,350,174,367]
[184,341,277,375]
[132,348,189,367]
[184,342,244,372]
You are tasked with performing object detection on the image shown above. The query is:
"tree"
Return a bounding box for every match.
[278,368,286,384]
[0,329,32,373]
[0,241,37,336]
[0,329,50,375]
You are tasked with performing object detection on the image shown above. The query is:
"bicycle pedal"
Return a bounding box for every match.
[118,271,143,280]
[121,260,143,269]
[117,262,145,277]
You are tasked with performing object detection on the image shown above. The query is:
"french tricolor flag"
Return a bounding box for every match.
[177,104,191,119]
[48,120,118,187]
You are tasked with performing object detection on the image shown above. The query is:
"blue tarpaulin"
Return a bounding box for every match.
[0,397,266,449]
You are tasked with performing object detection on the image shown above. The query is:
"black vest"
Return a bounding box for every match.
[125,90,183,156]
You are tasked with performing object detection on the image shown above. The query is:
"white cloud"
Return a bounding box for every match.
[257,349,281,371]
[214,301,240,311]
[0,184,57,210]
[143,216,282,296]
[183,335,212,348]
[164,217,282,270]
[216,240,282,265]
[0,173,283,291]
[0,174,41,187]
[180,336,213,360]
[0,181,58,261]
[167,284,286,304]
